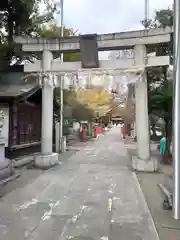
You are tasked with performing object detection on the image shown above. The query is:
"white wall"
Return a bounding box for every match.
[0,104,9,147]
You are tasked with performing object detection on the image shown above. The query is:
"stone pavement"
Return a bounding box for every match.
[0,128,159,240]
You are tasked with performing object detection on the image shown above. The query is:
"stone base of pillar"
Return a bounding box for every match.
[127,148,159,172]
[60,136,66,153]
[131,156,159,172]
[0,159,14,181]
[0,143,13,180]
[34,153,59,169]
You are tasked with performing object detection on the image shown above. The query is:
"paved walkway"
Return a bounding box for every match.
[0,129,159,240]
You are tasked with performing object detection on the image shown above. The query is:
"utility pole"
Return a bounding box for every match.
[59,0,64,152]
[173,0,180,220]
[141,0,151,29]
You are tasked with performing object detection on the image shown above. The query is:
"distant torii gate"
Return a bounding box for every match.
[14,27,171,169]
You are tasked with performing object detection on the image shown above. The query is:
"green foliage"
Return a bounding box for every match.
[0,0,80,67]
[147,8,173,106]
[37,24,80,62]
[0,0,40,66]
[0,0,36,32]
[147,7,173,150]
[151,8,173,28]
[54,88,94,122]
[148,82,173,115]
[150,8,173,58]
[55,87,114,122]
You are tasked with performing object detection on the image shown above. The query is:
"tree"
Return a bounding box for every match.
[151,8,173,28]
[0,1,80,67]
[0,0,56,68]
[147,8,173,155]
[0,0,36,66]
[56,87,114,122]
[75,88,113,118]
[37,24,80,62]
[55,88,95,122]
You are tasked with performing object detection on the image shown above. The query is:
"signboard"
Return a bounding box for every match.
[80,34,99,68]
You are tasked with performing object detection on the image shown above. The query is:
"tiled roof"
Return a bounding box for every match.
[0,84,36,97]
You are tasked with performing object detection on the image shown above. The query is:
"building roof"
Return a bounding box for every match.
[0,66,40,102]
[0,84,37,97]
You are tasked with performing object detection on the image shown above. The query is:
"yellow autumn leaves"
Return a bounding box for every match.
[66,87,113,118]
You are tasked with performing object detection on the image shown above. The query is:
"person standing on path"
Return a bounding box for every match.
[159,136,166,163]
[121,125,126,140]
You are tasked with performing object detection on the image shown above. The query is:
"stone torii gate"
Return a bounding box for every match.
[14,27,172,170]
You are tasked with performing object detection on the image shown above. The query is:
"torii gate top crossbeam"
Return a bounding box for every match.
[14,27,172,52]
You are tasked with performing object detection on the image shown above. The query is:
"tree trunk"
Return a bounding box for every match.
[151,122,156,140]
[164,117,172,156]
[6,6,14,66]
[163,66,172,159]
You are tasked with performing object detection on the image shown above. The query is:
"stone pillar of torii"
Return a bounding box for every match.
[14,28,171,170]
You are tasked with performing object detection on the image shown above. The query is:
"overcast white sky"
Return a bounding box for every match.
[55,0,173,59]
[56,0,173,33]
